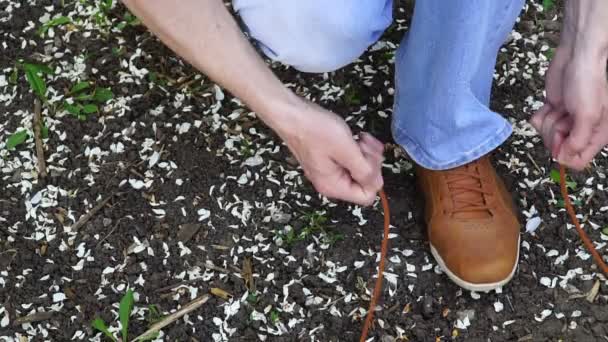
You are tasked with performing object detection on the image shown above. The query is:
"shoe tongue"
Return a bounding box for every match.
[448,164,492,219]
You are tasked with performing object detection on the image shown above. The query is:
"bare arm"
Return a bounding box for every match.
[120,0,385,205]
[121,0,297,133]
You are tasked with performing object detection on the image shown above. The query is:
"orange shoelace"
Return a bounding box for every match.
[359,165,608,342]
[445,164,492,215]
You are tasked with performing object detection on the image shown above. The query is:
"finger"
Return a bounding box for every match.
[557,131,608,171]
[540,110,567,151]
[358,141,384,190]
[530,103,552,131]
[549,115,572,159]
[360,132,385,155]
[313,166,376,206]
[336,138,382,194]
[562,112,598,154]
[358,138,384,167]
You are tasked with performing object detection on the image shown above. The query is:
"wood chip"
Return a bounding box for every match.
[177,223,201,243]
[586,280,600,303]
[241,257,255,292]
[33,99,47,179]
[14,311,54,325]
[210,287,232,300]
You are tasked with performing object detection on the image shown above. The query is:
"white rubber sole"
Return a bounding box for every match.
[430,236,520,292]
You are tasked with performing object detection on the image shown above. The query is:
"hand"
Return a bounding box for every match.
[531,48,608,170]
[531,1,608,171]
[274,99,384,206]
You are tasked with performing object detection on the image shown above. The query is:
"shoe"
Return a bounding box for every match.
[416,155,520,292]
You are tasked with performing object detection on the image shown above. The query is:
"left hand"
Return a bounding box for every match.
[530,2,608,171]
[531,47,608,170]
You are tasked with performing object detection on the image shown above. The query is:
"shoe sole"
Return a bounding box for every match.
[429,236,520,292]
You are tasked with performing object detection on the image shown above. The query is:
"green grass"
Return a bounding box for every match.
[550,169,577,191]
[62,81,113,120]
[275,210,344,247]
[92,289,134,342]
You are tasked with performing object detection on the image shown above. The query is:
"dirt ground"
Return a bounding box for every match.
[1,0,607,341]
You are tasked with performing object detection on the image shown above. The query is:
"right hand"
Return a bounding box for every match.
[274,99,384,206]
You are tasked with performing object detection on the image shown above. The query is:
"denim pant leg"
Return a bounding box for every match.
[233,0,393,73]
[392,0,525,170]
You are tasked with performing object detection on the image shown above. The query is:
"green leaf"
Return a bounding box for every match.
[9,68,18,84]
[115,21,127,31]
[23,66,47,100]
[246,292,258,304]
[602,227,608,236]
[69,81,90,95]
[38,16,71,36]
[82,103,99,114]
[93,88,113,103]
[6,130,28,150]
[138,332,160,342]
[119,289,134,342]
[24,63,53,75]
[74,93,93,101]
[63,102,82,116]
[41,124,49,139]
[270,309,280,324]
[92,318,117,342]
[549,169,560,183]
[543,0,555,12]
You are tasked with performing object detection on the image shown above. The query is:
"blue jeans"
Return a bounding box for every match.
[233,0,525,170]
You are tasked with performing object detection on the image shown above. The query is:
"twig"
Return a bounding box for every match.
[132,295,210,342]
[69,193,119,232]
[14,311,54,325]
[154,279,202,293]
[33,99,47,179]
[96,218,126,247]
[525,152,541,173]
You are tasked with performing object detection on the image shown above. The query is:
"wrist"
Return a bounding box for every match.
[250,85,304,138]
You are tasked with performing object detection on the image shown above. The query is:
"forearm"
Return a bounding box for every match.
[121,0,299,132]
[564,0,608,61]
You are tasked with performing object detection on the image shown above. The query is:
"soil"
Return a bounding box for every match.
[1,0,607,341]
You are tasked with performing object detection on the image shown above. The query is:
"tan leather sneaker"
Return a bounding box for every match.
[416,155,520,292]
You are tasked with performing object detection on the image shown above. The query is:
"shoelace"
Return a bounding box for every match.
[445,162,492,215]
[360,165,608,342]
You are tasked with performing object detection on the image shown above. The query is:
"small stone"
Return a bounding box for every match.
[102,218,112,227]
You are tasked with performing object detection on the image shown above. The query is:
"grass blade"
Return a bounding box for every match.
[92,318,117,342]
[119,289,134,342]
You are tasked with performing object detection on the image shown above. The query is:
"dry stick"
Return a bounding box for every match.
[132,294,210,342]
[360,189,390,342]
[33,99,47,179]
[14,311,54,325]
[559,165,608,276]
[69,193,118,231]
